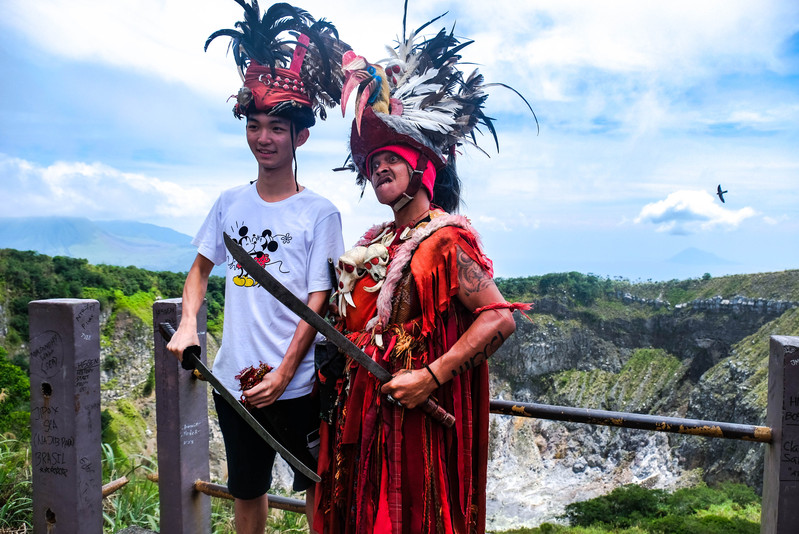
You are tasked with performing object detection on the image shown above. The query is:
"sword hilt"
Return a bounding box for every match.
[422,398,456,428]
[385,385,455,428]
[159,322,202,371]
[158,324,320,481]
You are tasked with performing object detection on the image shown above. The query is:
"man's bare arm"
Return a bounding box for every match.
[381,246,516,409]
[166,253,215,361]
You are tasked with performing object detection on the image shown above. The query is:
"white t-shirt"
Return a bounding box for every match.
[193,182,344,399]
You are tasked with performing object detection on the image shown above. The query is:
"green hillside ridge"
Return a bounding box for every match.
[701,306,799,415]
[3,249,795,431]
[496,270,799,308]
[0,216,200,273]
[0,248,225,352]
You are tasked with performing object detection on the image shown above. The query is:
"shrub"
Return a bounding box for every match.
[564,484,667,528]
[646,513,758,534]
[0,355,31,440]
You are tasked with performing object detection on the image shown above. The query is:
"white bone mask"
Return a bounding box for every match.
[336,246,368,316]
[362,243,389,293]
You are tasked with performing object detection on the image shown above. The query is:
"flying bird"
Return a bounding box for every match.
[716,184,728,203]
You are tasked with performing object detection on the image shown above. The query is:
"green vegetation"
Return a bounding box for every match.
[0,248,225,352]
[705,307,799,411]
[101,443,160,532]
[101,399,150,470]
[496,269,799,310]
[497,272,614,307]
[544,348,686,414]
[0,248,226,530]
[491,482,760,533]
[0,440,309,532]
[0,440,32,530]
[0,347,30,441]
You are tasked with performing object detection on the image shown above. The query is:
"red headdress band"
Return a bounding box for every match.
[366,144,436,202]
[240,64,312,113]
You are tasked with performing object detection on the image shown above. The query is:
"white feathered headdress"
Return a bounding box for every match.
[339,1,537,210]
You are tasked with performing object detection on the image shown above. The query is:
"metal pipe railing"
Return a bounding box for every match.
[489,399,772,443]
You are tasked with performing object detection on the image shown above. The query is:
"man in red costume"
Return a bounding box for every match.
[314,9,534,533]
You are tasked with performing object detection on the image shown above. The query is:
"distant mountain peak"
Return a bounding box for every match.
[668,247,735,266]
[0,216,196,272]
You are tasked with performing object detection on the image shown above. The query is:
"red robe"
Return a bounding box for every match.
[315,211,493,534]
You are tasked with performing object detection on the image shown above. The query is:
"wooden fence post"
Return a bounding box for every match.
[28,298,102,534]
[762,335,799,534]
[153,298,211,534]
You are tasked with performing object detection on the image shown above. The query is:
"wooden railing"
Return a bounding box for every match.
[27,298,799,533]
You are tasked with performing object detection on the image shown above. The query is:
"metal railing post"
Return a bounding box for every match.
[153,298,211,534]
[762,335,799,534]
[29,298,103,534]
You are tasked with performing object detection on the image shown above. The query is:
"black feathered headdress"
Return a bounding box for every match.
[205,0,350,127]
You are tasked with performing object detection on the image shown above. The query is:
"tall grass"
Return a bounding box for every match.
[210,491,312,533]
[0,439,32,531]
[101,443,160,532]
[211,497,236,533]
[0,438,313,532]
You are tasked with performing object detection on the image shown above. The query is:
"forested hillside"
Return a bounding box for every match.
[1,248,797,530]
[0,249,224,441]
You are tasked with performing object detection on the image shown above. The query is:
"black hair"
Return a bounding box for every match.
[279,105,316,131]
[242,101,316,131]
[431,159,462,214]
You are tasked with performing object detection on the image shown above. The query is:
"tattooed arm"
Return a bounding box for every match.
[381,245,516,409]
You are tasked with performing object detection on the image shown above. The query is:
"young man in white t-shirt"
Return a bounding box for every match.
[167,4,347,533]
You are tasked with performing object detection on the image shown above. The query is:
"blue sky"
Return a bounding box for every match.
[1,0,798,281]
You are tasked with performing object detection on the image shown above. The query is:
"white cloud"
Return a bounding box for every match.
[0,0,449,101]
[6,0,796,98]
[634,189,756,234]
[2,0,246,99]
[0,154,212,226]
[464,0,797,75]
[4,0,795,151]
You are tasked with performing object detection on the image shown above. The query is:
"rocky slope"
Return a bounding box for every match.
[9,270,797,530]
[484,292,798,529]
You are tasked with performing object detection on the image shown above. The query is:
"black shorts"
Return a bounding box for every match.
[214,391,320,500]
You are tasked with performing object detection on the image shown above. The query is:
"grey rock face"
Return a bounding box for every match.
[484,296,789,529]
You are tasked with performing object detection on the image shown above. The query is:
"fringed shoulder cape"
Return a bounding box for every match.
[314,209,492,534]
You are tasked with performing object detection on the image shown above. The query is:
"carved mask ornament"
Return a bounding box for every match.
[362,243,389,292]
[336,246,368,316]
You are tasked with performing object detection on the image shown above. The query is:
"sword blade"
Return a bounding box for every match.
[159,322,320,482]
[224,232,392,383]
[223,232,456,428]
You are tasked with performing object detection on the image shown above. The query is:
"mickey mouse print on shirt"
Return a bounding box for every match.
[228,222,293,286]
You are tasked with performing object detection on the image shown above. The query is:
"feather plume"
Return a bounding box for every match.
[343,3,535,167]
[206,0,351,115]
